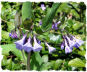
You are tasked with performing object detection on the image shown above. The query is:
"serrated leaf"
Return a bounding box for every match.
[68,58,85,67]
[41,3,61,32]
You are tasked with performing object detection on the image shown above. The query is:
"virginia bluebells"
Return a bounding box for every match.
[61,35,84,54]
[14,34,27,50]
[64,38,72,54]
[41,4,46,10]
[9,31,18,38]
[23,37,33,53]
[52,21,61,30]
[33,36,42,52]
[72,36,84,48]
[61,41,65,50]
[45,42,56,54]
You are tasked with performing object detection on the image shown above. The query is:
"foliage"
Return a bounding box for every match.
[1,2,86,71]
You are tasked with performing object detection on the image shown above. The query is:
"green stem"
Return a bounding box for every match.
[21,50,26,65]
[27,52,31,70]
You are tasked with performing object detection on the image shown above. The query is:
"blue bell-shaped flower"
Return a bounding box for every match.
[64,39,72,54]
[33,36,42,52]
[45,42,56,54]
[14,34,27,50]
[73,36,84,47]
[23,37,33,53]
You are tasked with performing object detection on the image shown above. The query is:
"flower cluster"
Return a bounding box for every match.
[61,35,84,54]
[52,21,61,30]
[15,35,56,53]
[9,31,18,38]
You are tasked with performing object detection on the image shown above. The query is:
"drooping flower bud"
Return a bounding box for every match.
[39,20,42,25]
[33,36,42,52]
[45,42,56,54]
[64,39,72,54]
[9,31,18,38]
[14,34,27,50]
[41,4,46,10]
[52,21,61,30]
[23,37,33,53]
[61,41,65,50]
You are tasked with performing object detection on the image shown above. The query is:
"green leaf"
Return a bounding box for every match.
[30,52,43,70]
[73,21,84,30]
[22,2,33,30]
[53,59,63,70]
[68,58,85,67]
[49,34,62,44]
[42,55,48,63]
[34,25,43,34]
[1,31,9,39]
[40,62,51,70]
[7,22,15,32]
[41,3,61,32]
[1,56,8,66]
[1,44,24,61]
[22,2,33,21]
[34,52,43,65]
[6,58,12,70]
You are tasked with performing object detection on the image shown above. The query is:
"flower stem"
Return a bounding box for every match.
[21,50,26,65]
[27,52,31,70]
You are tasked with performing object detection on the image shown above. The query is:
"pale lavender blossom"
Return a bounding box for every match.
[33,36,42,52]
[65,35,76,49]
[23,37,33,53]
[72,36,84,47]
[64,39,72,54]
[14,34,27,50]
[41,4,46,10]
[45,42,56,54]
[52,21,61,30]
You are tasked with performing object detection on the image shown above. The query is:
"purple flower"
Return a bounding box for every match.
[64,39,72,54]
[14,35,27,50]
[33,36,42,52]
[72,36,84,47]
[45,42,56,54]
[9,33,12,37]
[61,41,65,50]
[52,21,61,30]
[38,40,41,44]
[23,37,33,53]
[41,4,46,10]
[66,35,76,49]
[9,31,18,38]
[39,20,42,25]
